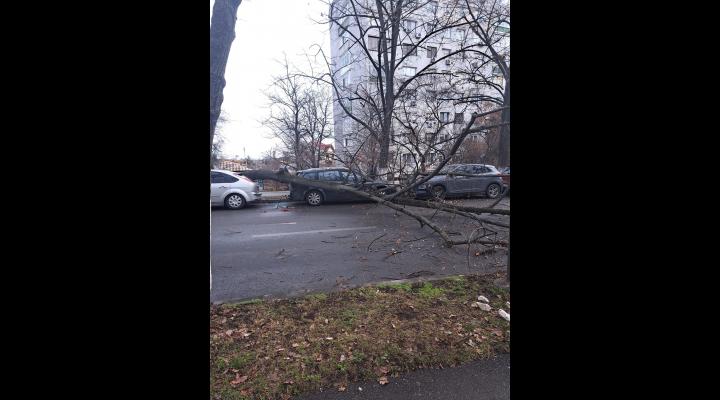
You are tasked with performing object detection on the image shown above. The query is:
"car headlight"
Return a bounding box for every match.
[417,184,427,189]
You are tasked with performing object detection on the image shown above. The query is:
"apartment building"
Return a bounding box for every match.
[329,0,509,178]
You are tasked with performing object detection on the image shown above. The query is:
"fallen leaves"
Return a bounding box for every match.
[230,374,248,385]
[211,274,509,399]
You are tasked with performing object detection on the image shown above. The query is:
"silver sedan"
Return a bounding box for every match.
[210,169,261,209]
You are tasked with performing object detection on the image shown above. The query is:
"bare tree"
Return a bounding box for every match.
[263,58,307,169]
[461,0,510,167]
[300,86,335,168]
[211,111,230,168]
[210,0,243,168]
[312,0,486,175]
[263,58,334,170]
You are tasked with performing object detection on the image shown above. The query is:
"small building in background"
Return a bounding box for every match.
[320,143,335,167]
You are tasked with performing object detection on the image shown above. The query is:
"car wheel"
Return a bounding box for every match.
[224,193,247,209]
[306,190,323,206]
[431,185,446,199]
[486,183,501,199]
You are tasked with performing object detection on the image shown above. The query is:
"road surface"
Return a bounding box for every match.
[211,198,509,303]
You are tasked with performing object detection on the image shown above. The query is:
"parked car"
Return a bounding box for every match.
[289,167,397,206]
[415,164,505,199]
[498,167,510,195]
[210,169,261,209]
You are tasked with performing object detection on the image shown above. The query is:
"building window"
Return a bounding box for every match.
[453,29,465,40]
[426,46,437,59]
[402,153,413,164]
[402,44,417,56]
[344,138,349,147]
[442,48,451,65]
[400,66,416,76]
[496,22,510,34]
[368,36,379,50]
[440,112,450,122]
[492,66,503,77]
[454,113,465,124]
[402,20,416,32]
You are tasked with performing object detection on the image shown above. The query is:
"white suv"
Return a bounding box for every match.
[210,169,261,209]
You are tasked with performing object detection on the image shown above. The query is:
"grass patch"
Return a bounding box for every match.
[229,352,255,370]
[416,282,444,299]
[379,282,412,292]
[232,298,263,306]
[210,274,509,399]
[306,293,327,301]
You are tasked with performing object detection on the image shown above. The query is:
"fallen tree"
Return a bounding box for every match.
[243,109,510,247]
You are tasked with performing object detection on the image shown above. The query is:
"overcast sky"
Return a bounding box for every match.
[210,0,332,159]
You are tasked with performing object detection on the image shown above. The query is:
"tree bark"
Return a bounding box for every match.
[210,0,242,168]
[498,75,510,167]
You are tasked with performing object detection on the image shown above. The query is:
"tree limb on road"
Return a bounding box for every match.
[393,197,510,216]
[242,169,508,248]
[244,169,455,246]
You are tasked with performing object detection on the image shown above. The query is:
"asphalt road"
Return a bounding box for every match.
[211,198,509,303]
[294,354,510,400]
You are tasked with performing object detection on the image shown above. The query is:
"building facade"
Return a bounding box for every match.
[329,0,509,180]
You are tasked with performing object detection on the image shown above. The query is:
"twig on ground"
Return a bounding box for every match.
[367,232,388,251]
[383,250,404,260]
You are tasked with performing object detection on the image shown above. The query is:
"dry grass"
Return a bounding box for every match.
[210,274,510,400]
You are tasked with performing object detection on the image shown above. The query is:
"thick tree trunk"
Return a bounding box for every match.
[498,78,510,167]
[377,78,394,170]
[210,0,242,168]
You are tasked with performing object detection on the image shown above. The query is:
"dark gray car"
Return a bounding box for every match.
[289,167,397,206]
[415,164,505,199]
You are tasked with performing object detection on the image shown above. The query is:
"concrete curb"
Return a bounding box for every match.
[212,272,508,305]
[256,197,290,203]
